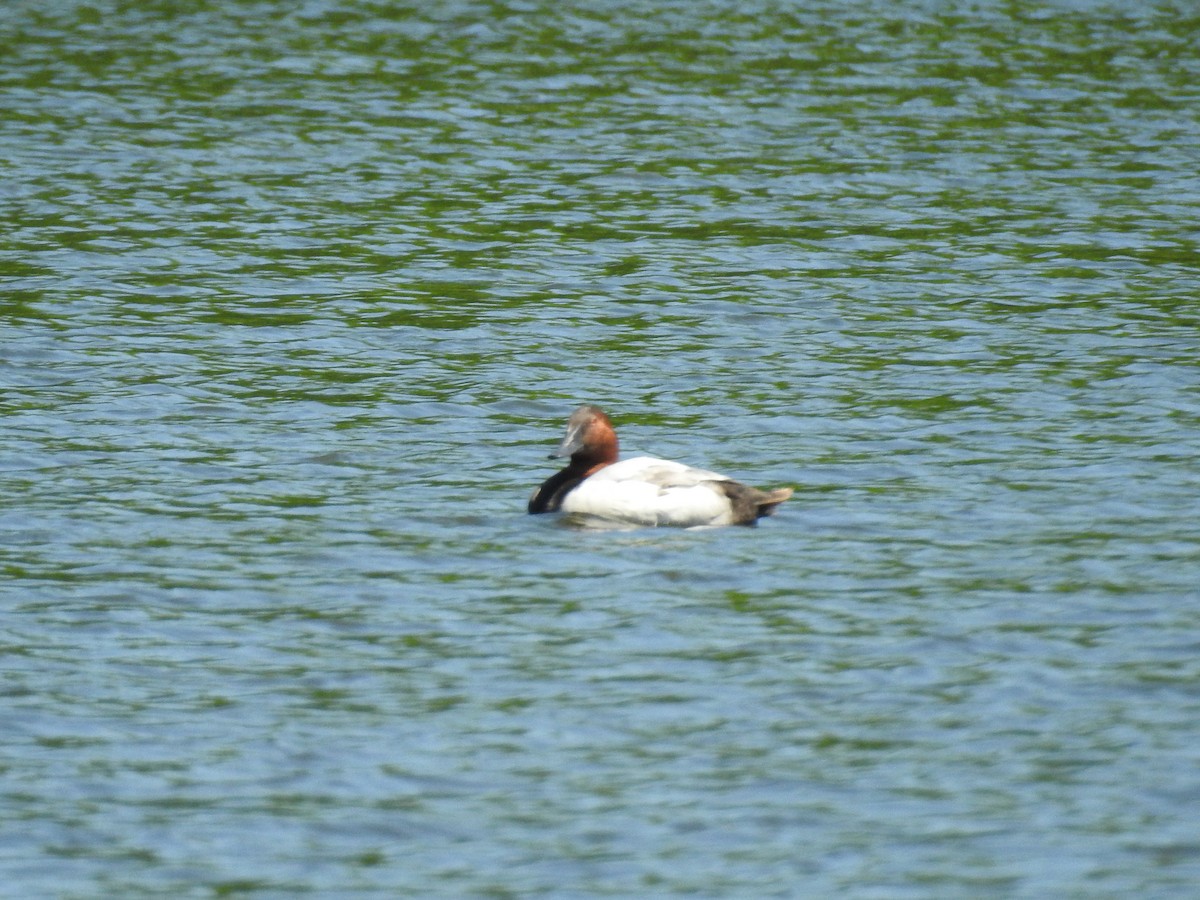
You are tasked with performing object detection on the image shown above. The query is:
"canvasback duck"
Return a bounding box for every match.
[528,405,793,527]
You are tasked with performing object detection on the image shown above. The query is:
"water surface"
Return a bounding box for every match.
[3,1,1200,896]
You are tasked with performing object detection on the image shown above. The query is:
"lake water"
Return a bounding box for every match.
[3,0,1200,896]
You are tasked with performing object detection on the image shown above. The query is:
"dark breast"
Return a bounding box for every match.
[528,469,585,514]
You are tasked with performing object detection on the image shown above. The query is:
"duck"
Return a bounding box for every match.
[528,405,793,527]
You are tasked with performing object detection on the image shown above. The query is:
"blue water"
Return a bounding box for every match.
[3,1,1200,896]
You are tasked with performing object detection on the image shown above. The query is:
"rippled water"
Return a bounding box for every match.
[4,1,1200,896]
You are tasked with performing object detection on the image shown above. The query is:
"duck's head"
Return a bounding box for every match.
[551,405,619,466]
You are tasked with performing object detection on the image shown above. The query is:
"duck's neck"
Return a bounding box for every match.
[577,428,618,473]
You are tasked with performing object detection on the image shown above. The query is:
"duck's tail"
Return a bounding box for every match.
[754,487,793,518]
[717,483,794,524]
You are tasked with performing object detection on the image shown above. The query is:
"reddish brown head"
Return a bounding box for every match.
[550,404,619,474]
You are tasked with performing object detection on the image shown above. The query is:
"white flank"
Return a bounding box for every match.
[560,456,737,527]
